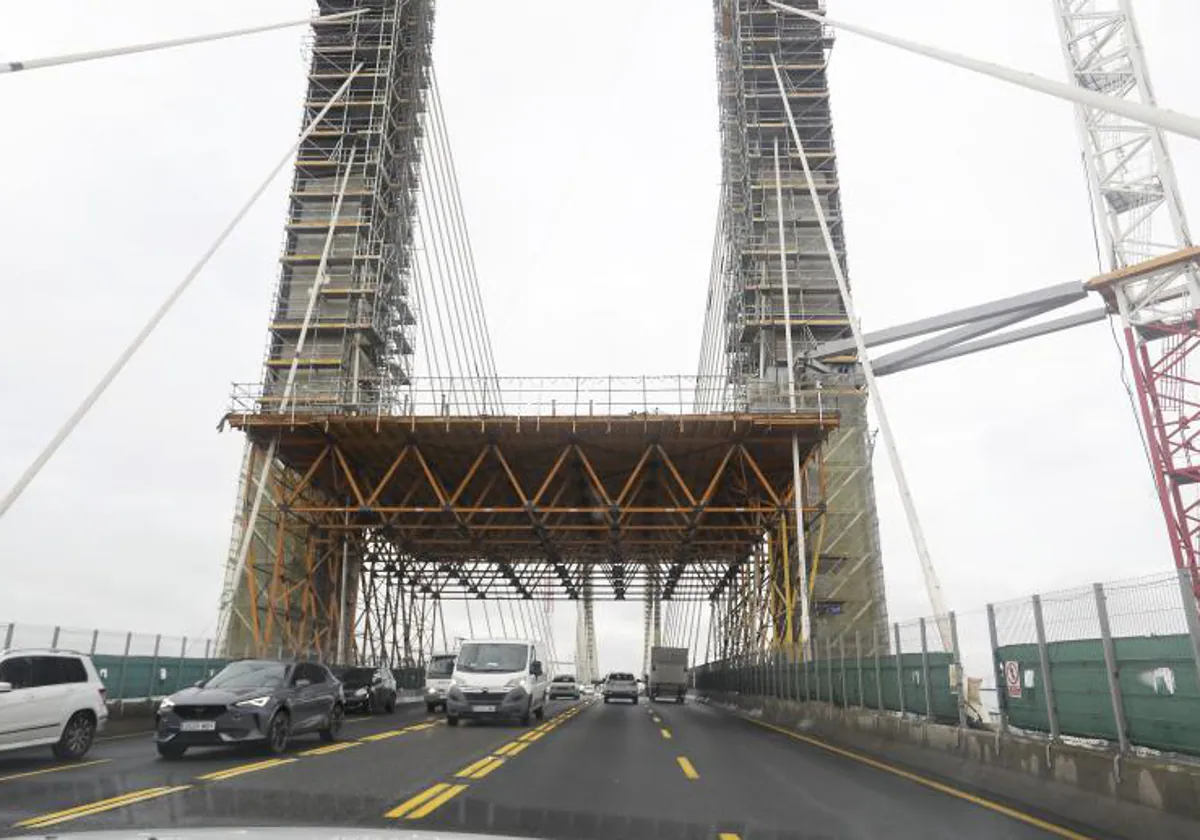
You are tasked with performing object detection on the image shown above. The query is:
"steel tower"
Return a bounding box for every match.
[216,0,433,659]
[699,0,889,653]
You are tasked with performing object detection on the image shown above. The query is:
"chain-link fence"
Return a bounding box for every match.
[0,622,427,703]
[694,615,970,727]
[989,569,1200,755]
[695,569,1200,758]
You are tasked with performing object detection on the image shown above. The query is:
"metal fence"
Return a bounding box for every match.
[989,569,1200,756]
[694,614,970,727]
[695,569,1200,758]
[228,374,849,419]
[0,622,426,702]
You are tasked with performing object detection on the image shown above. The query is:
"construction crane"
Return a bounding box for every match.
[1051,0,1200,595]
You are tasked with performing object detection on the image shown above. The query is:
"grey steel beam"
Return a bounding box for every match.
[814,282,1089,359]
[874,308,1108,376]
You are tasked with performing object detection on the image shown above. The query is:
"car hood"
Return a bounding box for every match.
[24,830,527,840]
[452,670,525,690]
[169,685,278,705]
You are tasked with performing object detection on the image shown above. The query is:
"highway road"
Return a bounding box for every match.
[0,696,1111,839]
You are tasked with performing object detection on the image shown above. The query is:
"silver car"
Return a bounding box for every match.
[602,672,638,704]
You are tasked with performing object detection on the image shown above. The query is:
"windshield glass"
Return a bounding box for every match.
[205,660,287,691]
[455,643,529,673]
[335,667,374,684]
[553,675,575,682]
[427,656,456,677]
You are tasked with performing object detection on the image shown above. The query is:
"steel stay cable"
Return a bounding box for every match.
[0,64,362,525]
[414,190,466,411]
[429,70,502,407]
[421,87,490,411]
[423,78,492,402]
[0,10,365,76]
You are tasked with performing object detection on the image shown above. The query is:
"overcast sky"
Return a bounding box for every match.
[2,1,1199,679]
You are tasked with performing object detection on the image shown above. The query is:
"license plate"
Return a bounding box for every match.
[180,720,217,732]
[473,705,497,713]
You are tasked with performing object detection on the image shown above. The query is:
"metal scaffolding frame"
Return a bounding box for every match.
[698,0,888,655]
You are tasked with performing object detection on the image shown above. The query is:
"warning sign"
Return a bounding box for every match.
[1004,661,1022,699]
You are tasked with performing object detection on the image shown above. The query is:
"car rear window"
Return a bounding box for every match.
[553,675,575,682]
[609,673,635,682]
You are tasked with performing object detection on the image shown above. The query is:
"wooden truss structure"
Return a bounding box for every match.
[221,410,836,662]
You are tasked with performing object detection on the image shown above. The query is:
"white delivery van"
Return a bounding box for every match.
[424,653,456,713]
[444,639,548,726]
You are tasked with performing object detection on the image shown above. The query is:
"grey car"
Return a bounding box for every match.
[155,660,344,759]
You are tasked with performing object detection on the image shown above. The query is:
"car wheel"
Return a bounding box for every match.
[447,715,460,727]
[520,701,532,726]
[266,711,291,754]
[319,703,344,742]
[386,694,396,714]
[603,697,610,704]
[52,712,96,760]
[156,742,187,760]
[426,703,437,714]
[534,702,545,721]
[365,693,375,715]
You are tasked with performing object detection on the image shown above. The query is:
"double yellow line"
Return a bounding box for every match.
[15,785,193,829]
[387,700,591,820]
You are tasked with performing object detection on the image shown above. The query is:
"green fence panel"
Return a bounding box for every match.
[93,655,230,700]
[1114,635,1200,755]
[998,635,1200,756]
[994,644,1051,733]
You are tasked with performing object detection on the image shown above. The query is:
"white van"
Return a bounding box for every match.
[424,653,456,713]
[444,638,548,726]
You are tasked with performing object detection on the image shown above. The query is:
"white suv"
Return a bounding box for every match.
[0,649,108,759]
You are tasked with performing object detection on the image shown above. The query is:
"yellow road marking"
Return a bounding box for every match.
[676,756,699,780]
[744,717,1097,840]
[361,729,407,741]
[406,782,468,819]
[15,785,192,829]
[196,757,297,781]
[297,740,360,756]
[455,756,495,778]
[386,783,451,818]
[719,834,742,840]
[468,757,505,779]
[494,740,522,756]
[507,742,530,756]
[661,728,672,739]
[0,759,109,783]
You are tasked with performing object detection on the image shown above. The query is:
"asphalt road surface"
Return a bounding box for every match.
[0,696,1114,839]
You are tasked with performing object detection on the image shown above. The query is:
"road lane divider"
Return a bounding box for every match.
[719,833,742,840]
[197,757,298,782]
[676,756,700,780]
[386,782,468,819]
[14,785,192,829]
[660,728,672,739]
[383,703,589,820]
[742,716,1096,840]
[0,759,109,784]
[297,740,360,757]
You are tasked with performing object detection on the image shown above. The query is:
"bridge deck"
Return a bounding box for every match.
[225,411,836,600]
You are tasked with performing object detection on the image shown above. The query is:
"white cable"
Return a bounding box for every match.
[0,66,363,524]
[767,2,1200,144]
[769,56,952,651]
[1,10,364,75]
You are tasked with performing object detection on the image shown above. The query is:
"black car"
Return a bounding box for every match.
[333,666,397,714]
[155,660,344,758]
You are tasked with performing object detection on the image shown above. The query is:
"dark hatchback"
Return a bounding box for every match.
[332,666,397,714]
[155,660,344,758]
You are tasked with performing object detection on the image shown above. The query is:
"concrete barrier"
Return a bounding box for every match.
[705,692,1200,840]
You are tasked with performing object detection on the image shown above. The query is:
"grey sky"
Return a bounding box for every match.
[2,1,1199,679]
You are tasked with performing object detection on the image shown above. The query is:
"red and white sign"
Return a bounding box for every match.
[1004,661,1022,699]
